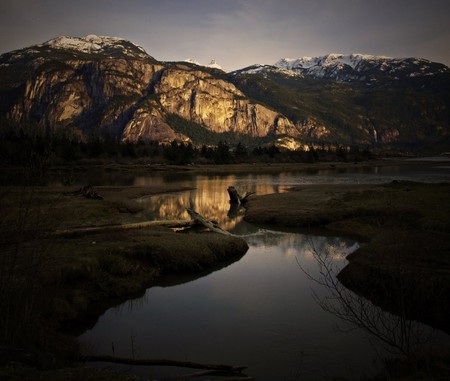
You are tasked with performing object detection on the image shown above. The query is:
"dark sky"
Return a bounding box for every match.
[1,0,449,71]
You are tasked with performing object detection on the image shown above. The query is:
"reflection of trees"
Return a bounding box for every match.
[298,243,437,357]
[245,231,352,261]
[245,230,309,249]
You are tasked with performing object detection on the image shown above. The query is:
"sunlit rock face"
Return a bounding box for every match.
[8,56,165,136]
[2,35,295,143]
[294,119,331,140]
[121,100,187,143]
[5,35,448,149]
[153,67,297,138]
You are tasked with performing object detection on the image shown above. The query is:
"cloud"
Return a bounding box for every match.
[0,0,449,69]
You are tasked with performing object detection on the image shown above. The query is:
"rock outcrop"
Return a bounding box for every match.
[121,65,296,141]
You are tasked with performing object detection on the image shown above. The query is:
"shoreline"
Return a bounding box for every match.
[0,184,248,373]
[1,162,449,380]
[2,157,449,181]
[244,181,450,334]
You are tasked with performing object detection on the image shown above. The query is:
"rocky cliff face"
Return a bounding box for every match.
[0,35,295,143]
[230,58,450,148]
[1,35,449,150]
[7,57,165,135]
[118,64,297,142]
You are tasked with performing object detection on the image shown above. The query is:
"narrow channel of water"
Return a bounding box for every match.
[79,224,374,380]
[78,166,450,380]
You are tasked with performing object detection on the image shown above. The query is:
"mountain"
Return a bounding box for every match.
[0,35,295,144]
[1,36,449,152]
[229,54,450,149]
[184,58,223,71]
[235,53,450,84]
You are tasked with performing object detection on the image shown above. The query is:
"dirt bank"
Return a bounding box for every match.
[244,181,450,333]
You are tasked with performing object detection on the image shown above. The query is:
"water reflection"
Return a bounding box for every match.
[77,167,450,380]
[79,224,379,380]
[301,244,450,361]
[135,174,290,230]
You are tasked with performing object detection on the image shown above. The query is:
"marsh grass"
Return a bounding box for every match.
[0,185,248,371]
[0,189,51,344]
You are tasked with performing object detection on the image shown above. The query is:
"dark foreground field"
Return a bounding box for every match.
[1,176,450,380]
[0,184,248,380]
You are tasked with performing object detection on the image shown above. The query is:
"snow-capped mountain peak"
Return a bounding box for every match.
[185,58,201,65]
[271,53,449,82]
[184,58,223,71]
[231,63,303,78]
[275,53,393,71]
[40,34,149,58]
[207,59,222,70]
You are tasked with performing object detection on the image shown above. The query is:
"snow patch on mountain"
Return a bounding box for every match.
[184,58,223,71]
[232,64,302,78]
[185,58,201,65]
[41,35,149,58]
[275,53,393,72]
[271,53,450,82]
[206,59,223,70]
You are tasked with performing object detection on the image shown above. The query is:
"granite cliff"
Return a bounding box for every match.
[1,35,449,151]
[0,35,295,144]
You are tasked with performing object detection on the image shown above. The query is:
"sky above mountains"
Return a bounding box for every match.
[1,0,449,71]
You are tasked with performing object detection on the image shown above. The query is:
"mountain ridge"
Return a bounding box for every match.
[1,35,449,152]
[0,35,297,145]
[233,53,450,84]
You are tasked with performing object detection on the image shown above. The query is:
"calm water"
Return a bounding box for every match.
[78,164,450,380]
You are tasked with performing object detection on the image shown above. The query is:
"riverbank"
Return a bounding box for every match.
[244,181,450,332]
[244,181,450,379]
[1,161,449,380]
[0,185,248,376]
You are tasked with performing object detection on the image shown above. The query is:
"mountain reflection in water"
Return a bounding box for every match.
[134,174,289,230]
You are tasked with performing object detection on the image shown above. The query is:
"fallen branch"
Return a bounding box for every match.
[55,209,232,238]
[55,219,194,238]
[83,355,247,373]
[186,208,232,236]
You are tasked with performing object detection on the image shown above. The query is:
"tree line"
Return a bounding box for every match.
[0,122,374,183]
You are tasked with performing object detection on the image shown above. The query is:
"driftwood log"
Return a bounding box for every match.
[83,355,247,374]
[55,220,194,238]
[182,368,255,380]
[186,208,232,236]
[227,186,254,206]
[55,210,232,238]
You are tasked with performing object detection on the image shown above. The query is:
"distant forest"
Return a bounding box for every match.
[0,121,373,183]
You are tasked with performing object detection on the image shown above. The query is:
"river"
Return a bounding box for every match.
[78,163,450,380]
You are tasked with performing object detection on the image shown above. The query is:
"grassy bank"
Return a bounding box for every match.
[245,181,450,379]
[245,181,450,332]
[0,185,248,375]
